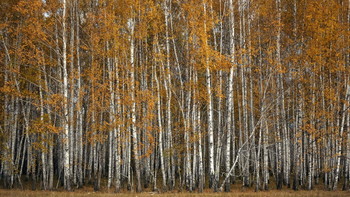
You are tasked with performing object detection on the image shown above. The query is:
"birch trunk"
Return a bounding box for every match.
[62,0,71,190]
[239,0,250,186]
[345,0,350,190]
[212,1,222,191]
[225,0,236,191]
[2,34,10,188]
[108,49,115,189]
[345,81,350,190]
[192,94,197,189]
[333,78,349,190]
[154,59,167,191]
[44,69,54,190]
[275,0,283,189]
[164,0,174,188]
[75,2,83,187]
[130,19,141,191]
[39,82,47,190]
[185,81,192,191]
[69,2,75,186]
[203,1,215,189]
[263,105,269,190]
[194,70,204,192]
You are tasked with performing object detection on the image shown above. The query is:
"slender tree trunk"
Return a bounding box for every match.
[107,47,115,189]
[345,81,350,190]
[193,70,204,192]
[154,57,167,191]
[202,1,215,189]
[184,77,192,191]
[163,0,174,189]
[192,91,198,190]
[129,18,141,192]
[69,1,75,187]
[62,0,71,190]
[333,78,348,190]
[225,0,236,191]
[39,82,47,190]
[42,65,54,190]
[75,2,83,187]
[238,0,250,186]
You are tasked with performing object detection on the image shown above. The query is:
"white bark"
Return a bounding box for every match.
[69,2,75,185]
[263,84,269,190]
[185,84,192,191]
[62,0,71,190]
[192,96,197,189]
[225,0,235,192]
[275,0,283,189]
[164,0,173,187]
[155,61,167,190]
[194,70,204,192]
[129,18,141,191]
[76,2,83,187]
[346,82,350,190]
[203,1,215,188]
[333,79,349,190]
[39,83,47,190]
[107,50,114,189]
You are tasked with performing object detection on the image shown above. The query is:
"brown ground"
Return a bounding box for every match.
[1,180,350,197]
[0,188,349,197]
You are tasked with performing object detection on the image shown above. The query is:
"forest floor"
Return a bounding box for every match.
[1,180,350,197]
[1,188,350,197]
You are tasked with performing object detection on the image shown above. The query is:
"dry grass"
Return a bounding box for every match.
[0,189,349,197]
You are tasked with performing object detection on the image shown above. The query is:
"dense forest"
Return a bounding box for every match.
[0,0,350,193]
